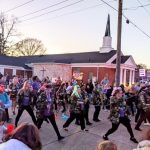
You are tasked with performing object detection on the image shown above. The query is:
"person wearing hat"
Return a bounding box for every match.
[36,83,64,141]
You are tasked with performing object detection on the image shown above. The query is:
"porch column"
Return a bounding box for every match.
[129,69,132,86]
[0,67,4,75]
[24,70,26,79]
[120,68,123,85]
[132,70,135,84]
[123,69,126,85]
[12,69,16,76]
[96,67,99,81]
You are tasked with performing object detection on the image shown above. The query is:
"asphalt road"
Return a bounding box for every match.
[10,106,149,150]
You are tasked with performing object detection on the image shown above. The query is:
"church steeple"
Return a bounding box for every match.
[105,14,111,37]
[100,14,114,53]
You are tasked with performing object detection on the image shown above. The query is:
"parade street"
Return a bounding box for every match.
[10,106,149,150]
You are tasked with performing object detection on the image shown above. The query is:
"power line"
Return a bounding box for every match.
[5,0,34,13]
[19,0,72,18]
[44,0,116,20]
[20,0,116,26]
[100,0,118,11]
[136,0,150,15]
[99,0,150,39]
[124,3,150,11]
[20,0,85,22]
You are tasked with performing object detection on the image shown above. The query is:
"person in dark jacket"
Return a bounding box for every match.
[103,89,138,143]
[135,86,150,131]
[85,79,94,102]
[56,83,67,113]
[15,81,37,127]
[93,90,101,122]
[81,85,92,125]
[63,85,88,131]
[31,76,41,108]
[36,84,64,141]
[9,76,20,115]
[75,84,92,125]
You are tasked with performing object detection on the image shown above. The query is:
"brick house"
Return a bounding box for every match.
[0,55,32,79]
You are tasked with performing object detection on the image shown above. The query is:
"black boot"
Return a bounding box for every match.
[130,137,138,143]
[58,136,65,141]
[135,127,142,131]
[103,135,109,140]
[86,122,92,125]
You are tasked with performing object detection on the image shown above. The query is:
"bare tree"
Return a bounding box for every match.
[0,13,18,55]
[12,38,47,56]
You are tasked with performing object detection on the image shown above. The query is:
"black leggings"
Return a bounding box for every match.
[15,105,37,126]
[63,112,85,130]
[93,106,101,120]
[5,108,10,122]
[129,101,135,116]
[76,107,90,124]
[105,117,134,138]
[37,114,61,138]
[135,108,141,122]
[84,107,90,123]
[33,95,37,107]
[135,109,150,128]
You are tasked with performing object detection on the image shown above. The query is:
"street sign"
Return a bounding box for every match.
[139,69,146,77]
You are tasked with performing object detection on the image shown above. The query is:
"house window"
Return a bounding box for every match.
[76,67,80,72]
[74,67,80,73]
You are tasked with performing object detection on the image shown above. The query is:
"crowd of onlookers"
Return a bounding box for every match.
[0,72,149,149]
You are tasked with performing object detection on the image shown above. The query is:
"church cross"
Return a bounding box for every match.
[40,67,46,78]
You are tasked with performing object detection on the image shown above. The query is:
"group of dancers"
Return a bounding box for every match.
[0,74,150,143]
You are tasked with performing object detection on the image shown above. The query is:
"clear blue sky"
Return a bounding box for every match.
[1,0,150,67]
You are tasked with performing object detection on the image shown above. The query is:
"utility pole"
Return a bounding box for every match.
[0,33,2,55]
[115,0,123,87]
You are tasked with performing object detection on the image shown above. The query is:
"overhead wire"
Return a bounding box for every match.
[99,0,150,39]
[136,0,150,15]
[20,0,85,22]
[19,0,116,25]
[19,0,72,18]
[5,0,34,13]
[124,3,150,11]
